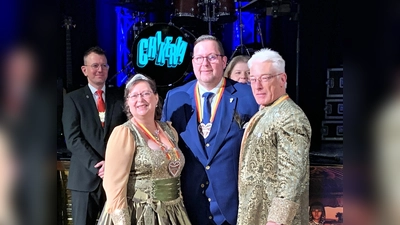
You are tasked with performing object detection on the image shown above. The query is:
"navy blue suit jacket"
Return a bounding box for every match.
[161,78,258,225]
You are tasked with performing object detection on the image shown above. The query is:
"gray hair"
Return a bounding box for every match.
[124,74,162,120]
[194,35,225,56]
[247,48,285,73]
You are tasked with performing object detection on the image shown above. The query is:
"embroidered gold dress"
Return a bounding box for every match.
[97,120,191,225]
[237,95,312,225]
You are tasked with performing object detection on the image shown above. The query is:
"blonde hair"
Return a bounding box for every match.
[224,55,250,78]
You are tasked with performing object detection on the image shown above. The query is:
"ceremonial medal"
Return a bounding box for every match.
[134,120,181,177]
[194,79,226,138]
[198,122,212,139]
[167,148,181,177]
[168,156,181,177]
[99,112,105,123]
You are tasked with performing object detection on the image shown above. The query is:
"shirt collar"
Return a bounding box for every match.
[197,78,224,97]
[88,83,106,95]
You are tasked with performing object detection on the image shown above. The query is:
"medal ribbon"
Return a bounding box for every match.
[195,78,226,123]
[238,93,291,192]
[134,119,180,160]
[96,89,106,127]
[271,94,289,107]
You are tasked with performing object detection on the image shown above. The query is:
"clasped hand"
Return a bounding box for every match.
[94,161,105,179]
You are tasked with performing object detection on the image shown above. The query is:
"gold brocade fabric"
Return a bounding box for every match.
[237,96,312,225]
[97,120,191,225]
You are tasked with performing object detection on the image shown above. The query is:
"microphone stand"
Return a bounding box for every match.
[255,13,265,48]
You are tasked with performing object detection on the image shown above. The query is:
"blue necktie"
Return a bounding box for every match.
[202,92,214,124]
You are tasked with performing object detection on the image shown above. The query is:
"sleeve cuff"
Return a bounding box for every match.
[110,208,130,225]
[267,197,299,224]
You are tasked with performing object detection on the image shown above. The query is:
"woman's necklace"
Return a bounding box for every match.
[154,129,160,142]
[134,119,181,177]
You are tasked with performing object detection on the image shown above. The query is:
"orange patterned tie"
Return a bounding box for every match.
[96,90,106,127]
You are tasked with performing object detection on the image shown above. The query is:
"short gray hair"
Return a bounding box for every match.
[248,48,285,73]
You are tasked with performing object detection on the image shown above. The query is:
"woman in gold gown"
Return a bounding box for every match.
[97,74,191,225]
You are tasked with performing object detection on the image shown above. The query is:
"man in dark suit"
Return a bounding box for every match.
[161,35,259,225]
[62,46,126,225]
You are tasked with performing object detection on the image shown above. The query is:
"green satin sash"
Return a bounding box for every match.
[152,177,180,201]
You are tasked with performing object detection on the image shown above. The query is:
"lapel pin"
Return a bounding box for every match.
[86,95,89,99]
[230,98,233,103]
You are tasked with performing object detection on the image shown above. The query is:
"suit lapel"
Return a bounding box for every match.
[83,86,105,132]
[207,83,236,162]
[180,83,209,164]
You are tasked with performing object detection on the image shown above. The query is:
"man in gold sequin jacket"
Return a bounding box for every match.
[237,48,312,225]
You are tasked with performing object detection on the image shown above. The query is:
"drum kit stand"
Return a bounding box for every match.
[201,0,218,34]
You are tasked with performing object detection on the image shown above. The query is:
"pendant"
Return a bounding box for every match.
[168,160,181,177]
[99,111,105,122]
[198,123,212,139]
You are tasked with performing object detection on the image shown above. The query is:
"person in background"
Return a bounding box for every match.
[223,55,250,84]
[97,74,191,225]
[1,42,38,122]
[372,65,400,225]
[0,41,52,225]
[62,46,126,225]
[0,126,19,225]
[309,202,326,225]
[237,48,312,225]
[162,34,258,225]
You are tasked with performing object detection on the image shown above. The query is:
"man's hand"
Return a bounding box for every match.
[94,161,105,179]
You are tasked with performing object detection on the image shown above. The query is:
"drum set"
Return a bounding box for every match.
[172,0,237,25]
[112,0,239,86]
[114,0,288,87]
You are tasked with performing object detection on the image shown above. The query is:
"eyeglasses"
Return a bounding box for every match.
[192,54,224,64]
[248,73,282,84]
[127,91,153,99]
[85,63,110,70]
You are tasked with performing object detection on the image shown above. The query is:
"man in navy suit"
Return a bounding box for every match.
[161,35,258,225]
[62,46,126,225]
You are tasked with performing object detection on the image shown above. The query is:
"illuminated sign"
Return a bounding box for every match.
[136,31,188,68]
